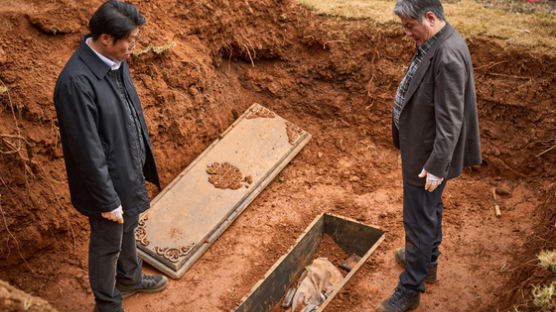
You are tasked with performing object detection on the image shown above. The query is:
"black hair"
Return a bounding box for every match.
[394,0,446,22]
[89,0,146,42]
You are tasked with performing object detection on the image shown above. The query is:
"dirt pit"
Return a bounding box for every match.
[0,0,555,312]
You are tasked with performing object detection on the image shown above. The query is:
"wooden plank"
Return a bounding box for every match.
[234,214,325,312]
[233,213,385,312]
[317,214,385,312]
[135,103,311,279]
[324,214,384,256]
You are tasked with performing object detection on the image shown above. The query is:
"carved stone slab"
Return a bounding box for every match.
[136,103,311,279]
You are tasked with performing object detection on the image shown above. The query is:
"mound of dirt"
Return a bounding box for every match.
[0,0,554,311]
[0,279,57,312]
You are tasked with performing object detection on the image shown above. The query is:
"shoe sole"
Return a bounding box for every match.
[378,301,419,312]
[119,281,168,299]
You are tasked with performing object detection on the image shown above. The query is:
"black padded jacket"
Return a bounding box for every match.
[53,34,160,217]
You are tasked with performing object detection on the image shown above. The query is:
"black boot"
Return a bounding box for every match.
[93,305,124,312]
[378,285,420,312]
[394,248,437,284]
[116,274,168,298]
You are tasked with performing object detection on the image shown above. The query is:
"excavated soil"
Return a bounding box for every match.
[0,0,555,312]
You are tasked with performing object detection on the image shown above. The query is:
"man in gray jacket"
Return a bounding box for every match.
[54,1,167,311]
[379,0,482,311]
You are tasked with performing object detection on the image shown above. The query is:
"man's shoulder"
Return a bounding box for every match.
[56,50,96,88]
[59,50,88,76]
[434,29,471,65]
[54,52,98,102]
[438,26,469,52]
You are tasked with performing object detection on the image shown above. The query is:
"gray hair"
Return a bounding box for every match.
[393,0,446,23]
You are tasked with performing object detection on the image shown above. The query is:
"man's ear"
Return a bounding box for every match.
[424,11,437,26]
[98,33,113,47]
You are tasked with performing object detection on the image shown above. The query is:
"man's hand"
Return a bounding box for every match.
[101,205,123,224]
[418,169,444,192]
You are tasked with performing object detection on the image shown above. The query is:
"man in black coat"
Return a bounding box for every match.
[379,0,482,311]
[53,1,167,311]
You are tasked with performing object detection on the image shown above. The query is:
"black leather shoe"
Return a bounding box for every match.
[378,286,420,312]
[394,248,437,284]
[93,305,124,312]
[116,274,168,298]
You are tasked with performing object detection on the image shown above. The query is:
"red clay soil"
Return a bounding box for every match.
[0,1,555,312]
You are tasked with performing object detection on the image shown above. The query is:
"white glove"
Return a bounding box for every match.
[418,169,444,192]
[101,205,123,224]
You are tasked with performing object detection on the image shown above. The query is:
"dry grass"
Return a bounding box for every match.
[300,0,396,24]
[0,85,7,96]
[132,41,176,57]
[297,0,556,53]
[531,282,555,311]
[538,250,556,273]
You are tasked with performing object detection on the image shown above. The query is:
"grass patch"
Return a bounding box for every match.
[0,85,7,96]
[132,41,176,57]
[538,250,556,273]
[532,282,555,311]
[297,0,556,52]
[299,0,397,24]
[298,0,316,11]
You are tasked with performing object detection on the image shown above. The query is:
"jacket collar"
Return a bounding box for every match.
[417,23,448,57]
[86,37,122,70]
[402,23,456,107]
[423,22,454,57]
[78,34,116,80]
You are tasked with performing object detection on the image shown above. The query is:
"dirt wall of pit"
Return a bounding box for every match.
[0,0,554,311]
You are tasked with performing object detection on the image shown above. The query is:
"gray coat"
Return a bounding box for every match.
[54,35,160,217]
[392,24,482,186]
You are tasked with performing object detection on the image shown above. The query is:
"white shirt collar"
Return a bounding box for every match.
[86,37,122,71]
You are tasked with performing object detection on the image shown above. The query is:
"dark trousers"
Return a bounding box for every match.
[399,178,446,292]
[88,213,143,312]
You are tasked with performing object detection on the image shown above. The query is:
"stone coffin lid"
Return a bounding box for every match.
[136,103,311,279]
